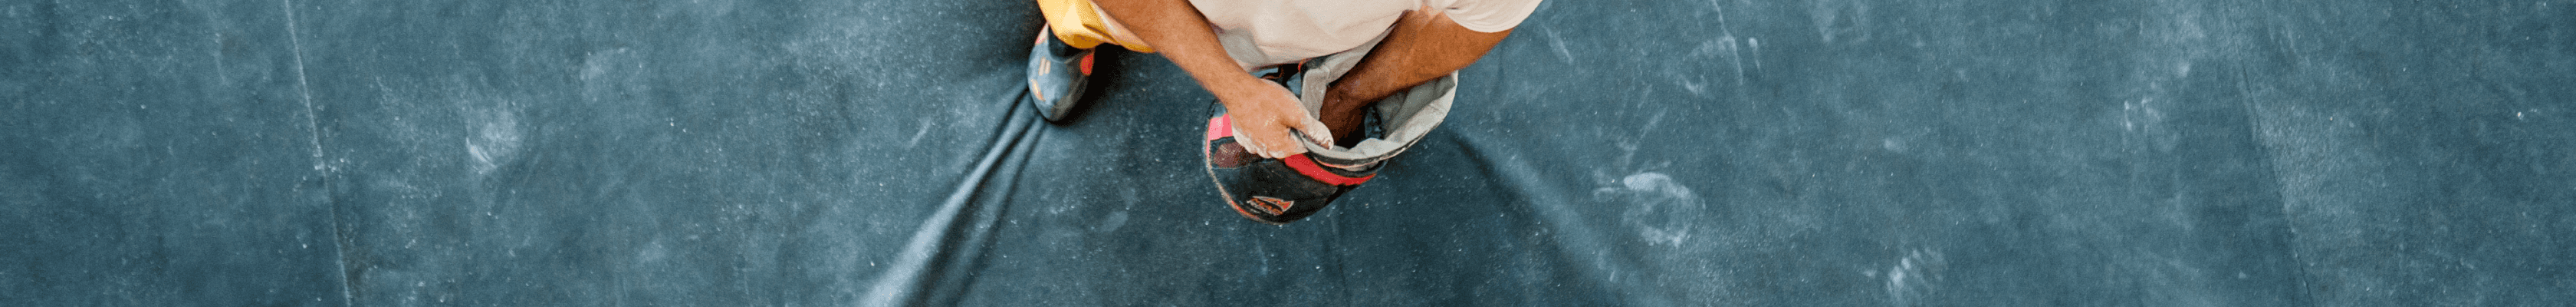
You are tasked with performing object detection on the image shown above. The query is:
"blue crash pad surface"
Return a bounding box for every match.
[5,0,2572,305]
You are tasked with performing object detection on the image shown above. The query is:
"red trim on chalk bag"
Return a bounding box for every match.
[1207,115,1233,140]
[1284,154,1374,186]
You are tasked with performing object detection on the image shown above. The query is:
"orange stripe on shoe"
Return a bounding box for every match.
[1078,52,1095,75]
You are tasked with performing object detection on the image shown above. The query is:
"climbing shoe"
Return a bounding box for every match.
[1026,28,1096,122]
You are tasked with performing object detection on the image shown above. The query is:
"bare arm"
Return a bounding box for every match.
[1318,8,1514,143]
[1091,0,1332,158]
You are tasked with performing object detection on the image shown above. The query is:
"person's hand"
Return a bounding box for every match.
[1216,79,1334,159]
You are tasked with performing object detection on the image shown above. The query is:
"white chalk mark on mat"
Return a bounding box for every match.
[1596,172,1702,246]
[466,106,523,175]
[905,117,933,149]
[1541,28,1575,64]
[1886,249,1944,305]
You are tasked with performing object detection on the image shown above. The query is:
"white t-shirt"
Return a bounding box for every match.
[1189,0,1545,68]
